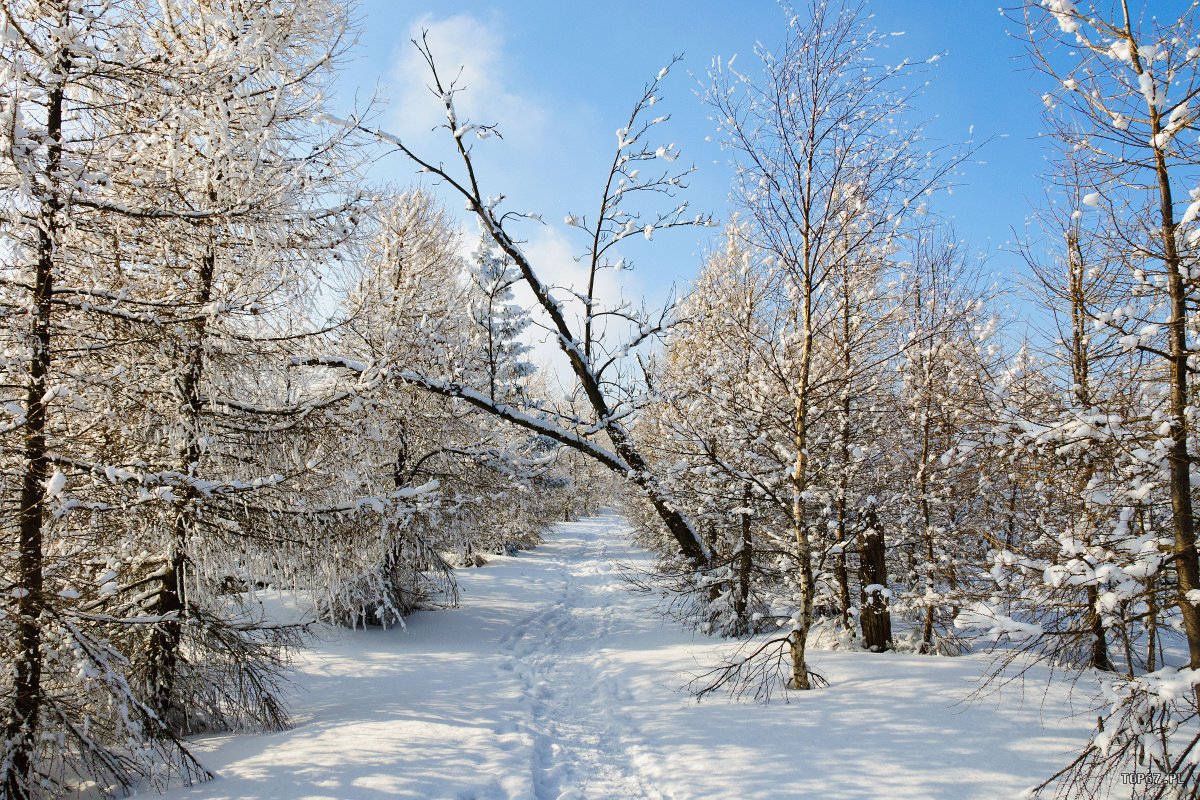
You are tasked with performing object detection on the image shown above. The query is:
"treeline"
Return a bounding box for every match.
[622,2,1200,798]
[0,2,595,798]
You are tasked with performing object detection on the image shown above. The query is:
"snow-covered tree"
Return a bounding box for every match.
[313,188,572,625]
[0,2,212,794]
[969,3,1200,795]
[0,0,372,792]
[467,231,535,405]
[115,0,369,736]
[635,225,779,639]
[884,231,994,656]
[312,40,718,573]
[699,0,970,690]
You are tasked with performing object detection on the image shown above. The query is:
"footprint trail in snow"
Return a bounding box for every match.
[497,514,670,800]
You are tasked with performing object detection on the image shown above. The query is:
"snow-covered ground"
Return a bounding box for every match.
[155,511,1100,800]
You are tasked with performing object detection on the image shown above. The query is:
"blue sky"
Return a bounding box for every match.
[330,1,1067,360]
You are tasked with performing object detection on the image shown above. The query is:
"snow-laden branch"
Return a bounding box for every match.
[311,39,715,568]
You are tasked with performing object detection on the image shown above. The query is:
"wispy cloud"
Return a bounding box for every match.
[519,226,651,378]
[386,14,548,157]
[381,13,667,385]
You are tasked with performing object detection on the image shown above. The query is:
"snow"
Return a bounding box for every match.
[1108,39,1134,64]
[154,512,1098,800]
[44,468,66,498]
[1139,71,1161,108]
[1045,0,1080,35]
[1182,187,1200,225]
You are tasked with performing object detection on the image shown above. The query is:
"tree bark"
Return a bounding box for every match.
[146,242,215,729]
[833,256,854,630]
[1066,227,1113,672]
[3,29,67,799]
[790,394,815,689]
[859,504,892,652]
[373,53,715,573]
[735,485,754,629]
[1140,57,1200,691]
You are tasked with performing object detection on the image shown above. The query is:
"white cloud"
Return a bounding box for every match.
[380,17,669,389]
[517,226,651,382]
[387,14,548,156]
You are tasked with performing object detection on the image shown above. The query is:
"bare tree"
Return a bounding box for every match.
[313,38,717,570]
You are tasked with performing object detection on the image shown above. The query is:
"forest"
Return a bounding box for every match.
[1,0,1198,798]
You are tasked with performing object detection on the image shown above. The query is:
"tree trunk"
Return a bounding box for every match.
[834,257,853,630]
[1146,569,1158,672]
[1084,585,1114,672]
[620,447,710,568]
[1148,96,1200,695]
[480,219,712,571]
[834,397,852,630]
[858,504,892,652]
[146,243,215,730]
[393,422,408,488]
[734,485,753,628]
[918,485,937,653]
[786,249,817,690]
[917,452,939,654]
[3,34,67,799]
[790,394,815,690]
[913,286,938,656]
[1066,226,1114,673]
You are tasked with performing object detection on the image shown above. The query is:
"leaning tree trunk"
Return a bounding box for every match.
[343,56,717,575]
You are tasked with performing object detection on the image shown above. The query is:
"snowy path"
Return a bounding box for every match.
[497,517,667,800]
[155,510,1100,800]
